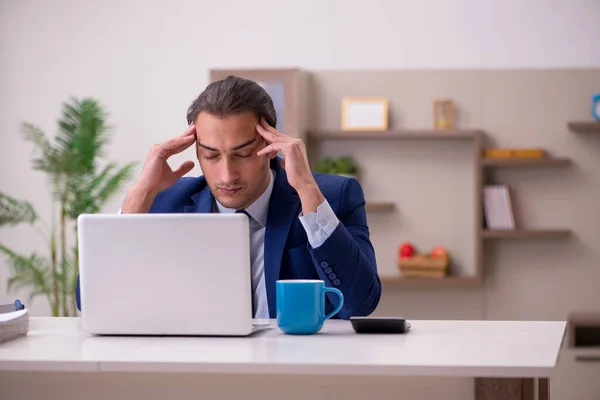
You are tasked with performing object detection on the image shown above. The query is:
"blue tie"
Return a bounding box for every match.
[236,210,256,318]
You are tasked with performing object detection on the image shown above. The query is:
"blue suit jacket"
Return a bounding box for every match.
[76,158,381,319]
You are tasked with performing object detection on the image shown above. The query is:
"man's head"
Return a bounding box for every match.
[186,75,276,210]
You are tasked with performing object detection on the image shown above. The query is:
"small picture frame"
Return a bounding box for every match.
[341,97,388,131]
[434,99,455,130]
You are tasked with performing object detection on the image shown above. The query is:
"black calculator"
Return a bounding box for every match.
[350,317,411,334]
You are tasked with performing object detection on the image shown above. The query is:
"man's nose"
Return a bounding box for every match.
[221,158,239,184]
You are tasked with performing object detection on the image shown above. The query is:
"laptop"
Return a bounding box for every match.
[77,213,271,336]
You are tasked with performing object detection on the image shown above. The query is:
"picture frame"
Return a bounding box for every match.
[341,97,388,131]
[209,68,306,139]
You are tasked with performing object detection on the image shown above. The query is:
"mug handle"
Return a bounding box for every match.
[321,287,344,321]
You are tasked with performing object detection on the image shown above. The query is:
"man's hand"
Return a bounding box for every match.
[256,119,324,214]
[121,124,196,213]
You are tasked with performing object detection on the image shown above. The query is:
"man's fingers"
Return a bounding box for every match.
[256,123,276,142]
[257,143,280,157]
[161,134,196,153]
[178,123,196,138]
[260,118,278,134]
[170,138,197,157]
[156,136,195,159]
[257,139,302,157]
[257,122,289,144]
[256,142,279,159]
[173,160,195,178]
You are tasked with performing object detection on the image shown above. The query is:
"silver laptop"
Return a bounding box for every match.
[77,213,271,336]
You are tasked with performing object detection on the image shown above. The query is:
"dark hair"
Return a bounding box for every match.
[186,75,277,128]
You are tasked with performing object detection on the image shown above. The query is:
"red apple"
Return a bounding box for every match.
[398,242,415,258]
[430,246,449,258]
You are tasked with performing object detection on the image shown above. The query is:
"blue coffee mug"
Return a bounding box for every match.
[276,280,344,335]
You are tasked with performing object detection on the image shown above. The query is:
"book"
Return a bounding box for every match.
[483,185,515,230]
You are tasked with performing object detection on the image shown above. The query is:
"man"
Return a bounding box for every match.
[76,75,381,320]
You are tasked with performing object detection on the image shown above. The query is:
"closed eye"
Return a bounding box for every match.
[237,153,253,158]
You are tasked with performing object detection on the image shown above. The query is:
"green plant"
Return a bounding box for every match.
[0,98,137,316]
[314,156,358,175]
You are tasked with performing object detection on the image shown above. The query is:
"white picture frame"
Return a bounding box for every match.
[341,97,388,131]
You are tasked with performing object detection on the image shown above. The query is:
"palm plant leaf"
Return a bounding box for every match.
[55,259,71,289]
[65,163,115,218]
[22,123,65,200]
[66,162,137,217]
[0,243,51,303]
[56,251,76,292]
[64,174,95,219]
[56,98,110,175]
[0,193,38,227]
[56,246,79,297]
[22,123,61,173]
[93,162,137,209]
[69,244,79,293]
[56,254,77,316]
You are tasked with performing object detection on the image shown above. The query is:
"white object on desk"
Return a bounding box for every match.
[77,213,265,336]
[0,309,29,344]
[0,317,566,378]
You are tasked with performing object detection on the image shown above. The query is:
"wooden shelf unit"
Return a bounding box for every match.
[481,158,571,167]
[380,276,483,288]
[568,121,600,133]
[308,129,482,140]
[309,126,573,287]
[308,128,485,285]
[481,229,572,239]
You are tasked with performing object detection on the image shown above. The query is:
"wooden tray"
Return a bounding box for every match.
[397,255,449,271]
[401,270,447,279]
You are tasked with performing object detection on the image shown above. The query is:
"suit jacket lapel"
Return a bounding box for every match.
[264,159,300,317]
[184,184,214,213]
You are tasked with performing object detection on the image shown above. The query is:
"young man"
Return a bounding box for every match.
[76,75,381,319]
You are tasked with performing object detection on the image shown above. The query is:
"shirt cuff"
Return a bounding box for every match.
[298,200,340,249]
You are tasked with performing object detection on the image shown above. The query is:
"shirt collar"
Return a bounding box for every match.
[214,169,275,227]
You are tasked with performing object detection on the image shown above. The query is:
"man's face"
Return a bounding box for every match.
[194,111,270,210]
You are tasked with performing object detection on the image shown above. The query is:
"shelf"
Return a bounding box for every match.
[568,121,600,133]
[481,229,571,239]
[365,202,395,212]
[380,276,482,288]
[481,157,571,167]
[309,129,482,140]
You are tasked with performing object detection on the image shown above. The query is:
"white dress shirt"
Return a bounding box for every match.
[214,169,340,318]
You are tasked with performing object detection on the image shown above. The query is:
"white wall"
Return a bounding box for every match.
[1,2,599,399]
[1,0,598,314]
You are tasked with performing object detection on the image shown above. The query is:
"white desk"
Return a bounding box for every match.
[0,318,566,400]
